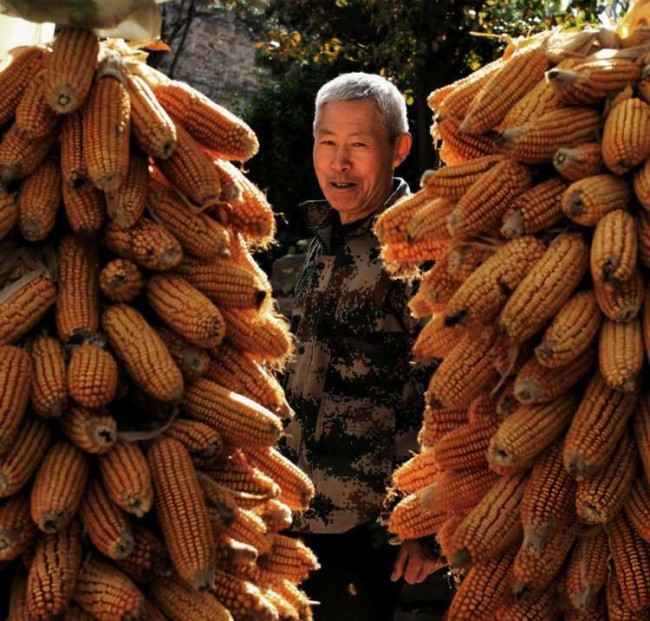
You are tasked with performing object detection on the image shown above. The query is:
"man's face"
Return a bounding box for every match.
[313,99,410,225]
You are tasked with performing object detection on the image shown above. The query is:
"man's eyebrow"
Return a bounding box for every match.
[315,129,373,137]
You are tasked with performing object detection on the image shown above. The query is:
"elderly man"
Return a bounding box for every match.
[282,72,441,620]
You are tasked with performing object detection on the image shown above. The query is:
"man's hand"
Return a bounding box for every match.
[390,539,447,584]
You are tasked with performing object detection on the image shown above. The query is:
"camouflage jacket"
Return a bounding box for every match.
[282,178,427,534]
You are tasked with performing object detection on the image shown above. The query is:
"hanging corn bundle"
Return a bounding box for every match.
[0,27,316,621]
[380,12,650,620]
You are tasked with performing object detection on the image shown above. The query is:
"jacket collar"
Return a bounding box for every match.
[301,178,410,249]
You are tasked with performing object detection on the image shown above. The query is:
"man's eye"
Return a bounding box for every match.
[319,140,334,145]
[352,142,367,147]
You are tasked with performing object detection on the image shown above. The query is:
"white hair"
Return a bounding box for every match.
[313,72,409,141]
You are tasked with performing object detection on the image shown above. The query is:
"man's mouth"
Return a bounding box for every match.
[330,182,356,189]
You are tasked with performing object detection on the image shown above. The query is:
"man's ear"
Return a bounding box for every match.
[393,132,413,168]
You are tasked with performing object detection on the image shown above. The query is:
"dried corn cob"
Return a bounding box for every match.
[0,492,37,561]
[67,343,118,408]
[0,187,18,241]
[258,534,320,583]
[591,209,637,286]
[496,107,601,164]
[83,74,131,191]
[126,72,177,159]
[61,178,106,237]
[26,519,82,619]
[30,441,89,533]
[633,156,650,211]
[149,438,215,589]
[102,304,184,402]
[17,158,62,242]
[391,447,439,495]
[536,292,601,368]
[168,419,223,459]
[0,272,56,345]
[104,146,149,229]
[565,528,610,611]
[0,416,51,498]
[406,196,455,243]
[576,430,636,524]
[638,210,650,269]
[412,312,466,359]
[0,123,57,183]
[488,394,577,472]
[444,236,546,326]
[561,174,631,227]
[553,142,605,181]
[498,232,589,344]
[606,569,645,621]
[73,556,145,620]
[373,190,432,244]
[184,378,283,448]
[447,158,532,240]
[153,79,259,161]
[496,581,559,620]
[102,217,183,271]
[602,97,650,174]
[225,508,273,555]
[115,523,170,583]
[211,569,278,621]
[424,467,500,514]
[599,318,643,393]
[43,27,98,114]
[500,177,568,238]
[99,259,144,303]
[59,110,87,187]
[417,252,464,309]
[419,155,505,200]
[253,499,293,535]
[432,418,499,471]
[634,392,650,487]
[625,477,650,543]
[520,442,576,553]
[0,345,32,453]
[59,405,117,455]
[156,326,211,384]
[563,370,638,480]
[148,575,232,621]
[597,267,645,324]
[433,116,497,165]
[15,71,58,140]
[29,335,67,418]
[8,571,28,620]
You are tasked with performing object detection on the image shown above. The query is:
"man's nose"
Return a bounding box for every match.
[331,146,351,172]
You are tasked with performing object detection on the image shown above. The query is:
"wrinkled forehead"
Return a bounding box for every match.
[314,99,391,139]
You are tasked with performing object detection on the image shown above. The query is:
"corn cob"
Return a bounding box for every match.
[496,107,601,164]
[488,394,577,472]
[547,57,642,105]
[381,238,449,267]
[156,326,210,384]
[105,146,149,228]
[184,378,283,448]
[576,430,636,524]
[0,345,32,453]
[424,467,500,515]
[437,513,467,559]
[634,152,650,209]
[115,523,170,583]
[460,45,549,135]
[207,341,288,416]
[98,441,153,518]
[595,267,644,322]
[26,519,82,620]
[59,110,87,187]
[433,116,497,165]
[253,499,293,535]
[8,570,29,621]
[407,289,438,318]
[148,438,215,589]
[63,604,98,620]
[196,471,239,525]
[126,72,177,159]
[391,447,439,495]
[102,217,183,271]
[15,71,58,140]
[607,511,650,611]
[0,187,18,241]
[73,556,145,620]
[564,370,638,480]
[561,174,631,226]
[0,492,37,561]
[225,508,273,555]
[606,570,646,621]
[497,582,561,620]
[67,343,118,408]
[148,575,233,621]
[0,271,56,345]
[426,328,498,409]
[500,177,568,238]
[553,142,605,181]
[447,158,532,240]
[446,543,519,619]
[448,471,527,568]
[496,378,519,418]
[419,155,505,200]
[638,210,650,269]
[498,232,589,344]
[59,405,117,454]
[17,158,62,242]
[0,123,58,184]
[373,190,432,244]
[211,569,278,621]
[514,347,594,403]
[244,446,315,512]
[511,517,578,598]
[520,442,576,553]
[625,477,650,543]
[264,588,299,621]
[635,392,650,486]
[83,75,131,191]
[30,441,89,533]
[467,392,501,425]
[603,97,650,174]
[61,178,106,237]
[99,259,144,303]
[43,27,98,114]
[0,416,51,498]
[417,252,464,308]
[102,304,184,402]
[591,209,637,288]
[418,408,468,448]
[446,243,492,281]
[168,419,223,460]
[565,527,610,611]
[29,335,67,419]
[599,318,643,393]
[153,79,259,161]
[258,534,320,582]
[0,45,49,126]
[412,312,466,359]
[405,197,455,244]
[444,236,546,326]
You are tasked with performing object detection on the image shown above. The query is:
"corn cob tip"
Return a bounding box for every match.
[566,191,585,215]
[545,68,577,86]
[564,453,586,481]
[451,547,471,568]
[501,209,524,239]
[36,511,65,534]
[190,568,215,592]
[514,379,544,403]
